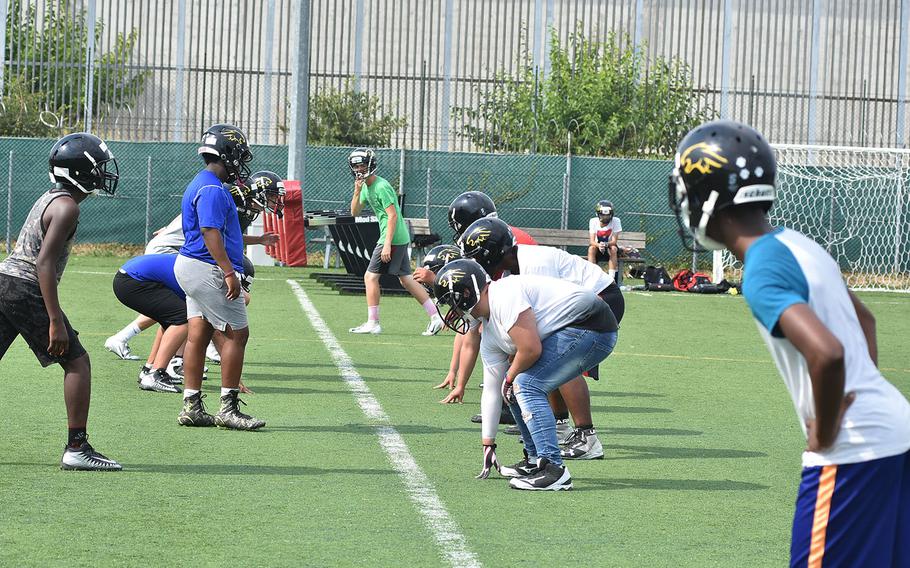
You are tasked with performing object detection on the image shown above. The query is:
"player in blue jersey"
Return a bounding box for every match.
[670,119,910,567]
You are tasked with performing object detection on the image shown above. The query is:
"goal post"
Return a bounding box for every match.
[713,144,910,292]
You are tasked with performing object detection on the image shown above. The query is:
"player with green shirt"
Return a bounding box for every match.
[347,148,444,336]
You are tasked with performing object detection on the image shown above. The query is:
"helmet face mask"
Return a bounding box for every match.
[49,133,119,196]
[247,171,286,219]
[198,124,253,183]
[670,120,777,252]
[433,259,489,335]
[349,148,377,180]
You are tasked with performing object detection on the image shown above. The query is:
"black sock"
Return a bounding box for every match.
[555,411,570,421]
[575,424,594,431]
[68,428,87,448]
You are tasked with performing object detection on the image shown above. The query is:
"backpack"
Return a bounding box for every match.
[643,265,675,292]
[673,269,713,292]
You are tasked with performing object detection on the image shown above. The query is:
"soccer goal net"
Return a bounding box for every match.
[713,144,910,292]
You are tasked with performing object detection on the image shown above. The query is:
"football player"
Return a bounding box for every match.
[0,133,122,470]
[671,119,910,565]
[174,123,263,430]
[434,259,618,490]
[588,200,622,281]
[457,216,625,460]
[347,148,444,336]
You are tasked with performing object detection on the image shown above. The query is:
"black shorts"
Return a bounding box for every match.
[599,281,625,324]
[113,271,187,328]
[0,273,87,367]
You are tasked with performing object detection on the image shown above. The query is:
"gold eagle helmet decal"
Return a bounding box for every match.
[679,141,728,175]
[222,129,246,145]
[254,176,272,188]
[437,268,466,291]
[463,226,491,248]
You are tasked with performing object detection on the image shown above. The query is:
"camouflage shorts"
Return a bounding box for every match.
[0,274,86,367]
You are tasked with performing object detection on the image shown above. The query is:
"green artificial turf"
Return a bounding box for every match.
[1,256,908,567]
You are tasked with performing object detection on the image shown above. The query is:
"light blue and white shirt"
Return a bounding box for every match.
[743,227,910,467]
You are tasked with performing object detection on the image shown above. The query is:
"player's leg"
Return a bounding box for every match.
[105,314,156,361]
[608,244,619,280]
[547,389,572,441]
[351,244,384,333]
[587,244,599,263]
[557,376,604,460]
[790,453,906,567]
[137,326,164,386]
[59,352,122,471]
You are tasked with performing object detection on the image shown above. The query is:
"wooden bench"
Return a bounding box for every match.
[406,218,440,264]
[520,227,647,285]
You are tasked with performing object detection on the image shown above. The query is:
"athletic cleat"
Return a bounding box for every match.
[422,314,444,336]
[509,458,572,491]
[177,392,215,427]
[505,425,521,435]
[61,442,122,471]
[140,370,182,393]
[206,342,221,364]
[471,410,516,425]
[138,364,153,384]
[556,418,572,444]
[560,428,604,460]
[166,357,205,383]
[214,391,265,431]
[104,336,139,360]
[349,321,381,334]
[500,450,539,478]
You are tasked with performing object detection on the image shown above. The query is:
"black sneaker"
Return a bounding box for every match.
[214,391,265,431]
[61,441,122,471]
[500,450,539,478]
[140,369,182,393]
[177,392,215,427]
[560,427,604,460]
[509,458,572,491]
[504,425,521,435]
[470,411,516,425]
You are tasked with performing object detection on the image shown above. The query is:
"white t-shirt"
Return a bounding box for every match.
[589,217,622,243]
[515,244,613,291]
[743,228,910,467]
[479,274,606,371]
[145,214,184,255]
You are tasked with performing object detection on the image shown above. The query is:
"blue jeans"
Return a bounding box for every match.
[507,327,617,465]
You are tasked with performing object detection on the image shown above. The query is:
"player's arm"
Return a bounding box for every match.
[435,332,462,391]
[350,179,364,216]
[37,198,80,356]
[778,304,852,451]
[505,308,541,383]
[589,224,598,247]
[243,233,279,246]
[441,326,481,402]
[848,290,877,366]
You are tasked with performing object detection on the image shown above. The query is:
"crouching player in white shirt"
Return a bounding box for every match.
[434,259,618,491]
[671,119,910,566]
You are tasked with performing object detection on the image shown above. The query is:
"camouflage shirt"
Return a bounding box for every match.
[0,190,77,284]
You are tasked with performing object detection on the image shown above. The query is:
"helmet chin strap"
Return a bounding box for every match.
[695,190,726,250]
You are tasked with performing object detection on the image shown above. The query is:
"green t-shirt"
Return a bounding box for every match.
[359,176,410,245]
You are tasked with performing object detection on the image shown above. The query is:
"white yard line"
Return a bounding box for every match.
[287,279,481,568]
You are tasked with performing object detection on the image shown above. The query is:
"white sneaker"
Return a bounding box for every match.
[166,357,206,383]
[349,321,381,334]
[206,342,221,364]
[61,442,122,471]
[138,365,154,384]
[560,428,605,460]
[104,336,139,360]
[421,314,444,336]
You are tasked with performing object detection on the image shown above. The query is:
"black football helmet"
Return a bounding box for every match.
[420,244,463,296]
[240,255,255,293]
[434,259,490,335]
[595,200,615,224]
[348,148,377,179]
[48,132,119,195]
[198,123,253,183]
[459,217,515,274]
[447,191,497,240]
[247,170,286,219]
[669,120,777,251]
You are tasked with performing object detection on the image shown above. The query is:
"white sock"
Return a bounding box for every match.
[183,389,200,399]
[221,387,239,397]
[115,322,142,342]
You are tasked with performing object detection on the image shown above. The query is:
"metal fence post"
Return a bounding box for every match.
[720,0,733,119]
[172,0,187,142]
[439,0,454,151]
[145,156,152,243]
[84,0,98,132]
[399,148,406,199]
[353,0,364,92]
[288,0,312,183]
[897,0,910,147]
[6,150,12,255]
[262,0,278,144]
[0,0,8,96]
[562,134,571,230]
[807,0,824,146]
[425,167,431,220]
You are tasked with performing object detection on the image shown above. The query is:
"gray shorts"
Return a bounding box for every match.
[174,255,248,331]
[366,243,412,276]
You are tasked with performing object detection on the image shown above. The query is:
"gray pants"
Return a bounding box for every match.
[366,243,411,276]
[174,255,248,331]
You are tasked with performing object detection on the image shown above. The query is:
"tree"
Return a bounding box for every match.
[1,0,147,137]
[307,78,407,147]
[456,26,715,157]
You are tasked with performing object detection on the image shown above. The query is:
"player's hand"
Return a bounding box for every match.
[258,231,279,246]
[239,381,254,394]
[47,317,69,357]
[440,387,465,404]
[598,242,606,252]
[413,267,436,286]
[354,178,364,192]
[225,273,241,300]
[433,372,456,390]
[381,244,392,263]
[805,391,856,452]
[502,377,517,406]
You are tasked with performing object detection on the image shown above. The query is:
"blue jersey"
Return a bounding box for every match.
[742,227,910,467]
[120,254,185,300]
[178,170,244,273]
